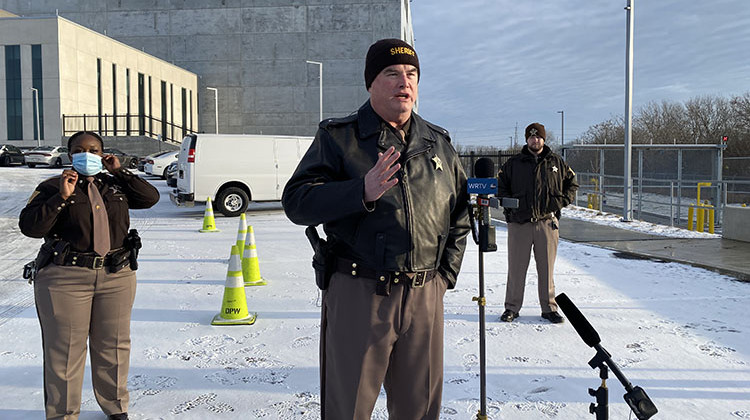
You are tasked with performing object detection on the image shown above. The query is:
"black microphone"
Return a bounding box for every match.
[474,157,495,178]
[557,293,658,419]
[556,293,601,347]
[472,158,497,252]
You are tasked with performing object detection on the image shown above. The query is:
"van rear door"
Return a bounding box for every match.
[177,134,197,197]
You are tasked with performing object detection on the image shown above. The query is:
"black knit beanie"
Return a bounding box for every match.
[525,123,546,140]
[364,38,420,89]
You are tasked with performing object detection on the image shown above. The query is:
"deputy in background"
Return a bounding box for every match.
[497,123,578,324]
[282,39,470,419]
[19,131,159,420]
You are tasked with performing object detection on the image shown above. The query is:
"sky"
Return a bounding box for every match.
[1,167,748,419]
[410,0,750,148]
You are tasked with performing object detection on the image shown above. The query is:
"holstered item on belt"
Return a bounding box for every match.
[305,226,334,290]
[51,240,70,265]
[126,229,142,271]
[22,240,57,283]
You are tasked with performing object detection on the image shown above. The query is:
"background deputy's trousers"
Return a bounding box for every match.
[321,271,448,420]
[504,218,559,313]
[34,263,136,420]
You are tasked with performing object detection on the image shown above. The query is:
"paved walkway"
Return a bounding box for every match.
[558,218,750,281]
[491,210,750,281]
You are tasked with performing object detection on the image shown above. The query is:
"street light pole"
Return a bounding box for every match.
[623,0,635,222]
[30,87,41,147]
[206,87,218,134]
[557,110,564,159]
[306,60,323,122]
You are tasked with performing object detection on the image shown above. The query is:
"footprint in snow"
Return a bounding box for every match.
[170,392,234,414]
[128,374,177,396]
[291,335,315,348]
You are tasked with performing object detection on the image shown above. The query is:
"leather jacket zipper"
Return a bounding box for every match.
[400,146,431,269]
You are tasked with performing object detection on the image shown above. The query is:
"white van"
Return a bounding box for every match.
[170,133,313,217]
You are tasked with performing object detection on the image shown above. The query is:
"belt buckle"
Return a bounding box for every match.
[411,272,426,288]
[92,256,105,270]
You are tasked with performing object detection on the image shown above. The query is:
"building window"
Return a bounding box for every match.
[5,45,23,140]
[126,68,131,135]
[138,73,145,135]
[31,44,44,140]
[170,83,174,141]
[181,87,187,140]
[112,63,117,135]
[148,76,153,134]
[160,80,167,140]
[97,58,102,133]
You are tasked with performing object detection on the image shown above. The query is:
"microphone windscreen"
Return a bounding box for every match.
[556,293,601,347]
[474,157,495,178]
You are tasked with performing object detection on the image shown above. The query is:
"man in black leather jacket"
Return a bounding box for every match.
[282,38,469,419]
[497,123,578,324]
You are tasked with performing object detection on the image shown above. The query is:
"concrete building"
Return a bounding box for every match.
[0,1,414,138]
[0,13,199,148]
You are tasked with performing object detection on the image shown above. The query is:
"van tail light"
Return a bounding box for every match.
[187,148,195,163]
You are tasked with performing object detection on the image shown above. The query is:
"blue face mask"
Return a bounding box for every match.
[71,152,103,176]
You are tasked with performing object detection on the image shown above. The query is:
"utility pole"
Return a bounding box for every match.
[306,60,323,122]
[623,0,634,222]
[206,87,218,134]
[31,87,41,147]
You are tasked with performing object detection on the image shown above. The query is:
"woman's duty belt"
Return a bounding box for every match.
[59,248,130,271]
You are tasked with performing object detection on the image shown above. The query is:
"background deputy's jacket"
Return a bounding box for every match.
[282,101,470,288]
[19,169,159,251]
[498,145,578,223]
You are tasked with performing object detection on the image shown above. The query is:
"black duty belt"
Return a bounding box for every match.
[334,257,437,296]
[59,248,128,270]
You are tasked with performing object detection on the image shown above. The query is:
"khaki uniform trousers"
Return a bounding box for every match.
[321,270,448,420]
[33,263,136,420]
[504,218,559,313]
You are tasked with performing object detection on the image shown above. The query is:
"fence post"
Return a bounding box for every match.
[670,181,674,228]
[469,151,475,177]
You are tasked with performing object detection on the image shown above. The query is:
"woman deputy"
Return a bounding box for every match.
[19,131,159,420]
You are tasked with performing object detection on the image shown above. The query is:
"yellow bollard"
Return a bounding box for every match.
[696,207,705,233]
[708,208,715,234]
[687,206,694,231]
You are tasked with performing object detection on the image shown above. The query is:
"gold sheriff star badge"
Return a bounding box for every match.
[431,155,443,171]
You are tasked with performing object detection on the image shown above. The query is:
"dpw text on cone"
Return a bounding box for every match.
[243,225,267,286]
[212,245,257,325]
[199,197,220,233]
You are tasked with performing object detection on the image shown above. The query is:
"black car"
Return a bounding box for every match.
[104,148,139,170]
[0,144,26,166]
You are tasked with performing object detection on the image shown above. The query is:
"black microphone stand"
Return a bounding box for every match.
[588,354,609,420]
[470,196,495,420]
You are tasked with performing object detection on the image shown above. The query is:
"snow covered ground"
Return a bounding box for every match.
[0,166,748,419]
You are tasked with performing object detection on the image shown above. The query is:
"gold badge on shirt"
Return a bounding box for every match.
[431,155,443,171]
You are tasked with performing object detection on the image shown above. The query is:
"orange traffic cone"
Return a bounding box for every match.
[212,245,257,325]
[242,225,267,286]
[199,197,220,233]
[236,213,248,251]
